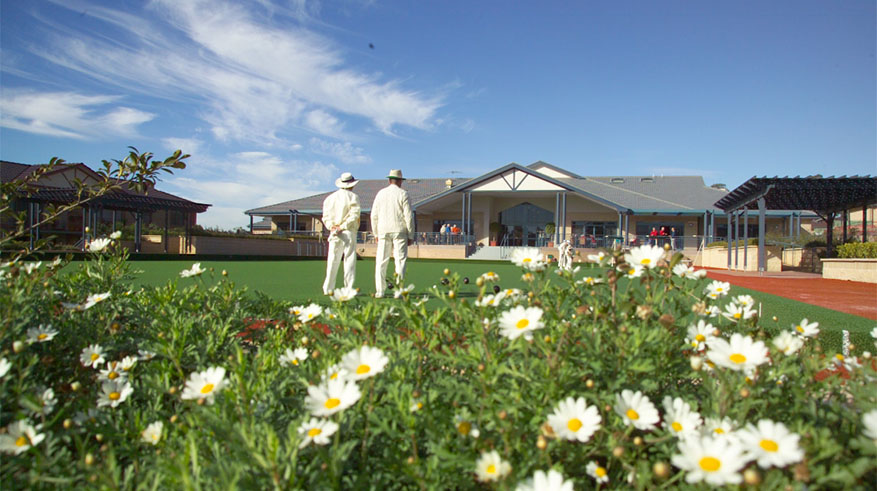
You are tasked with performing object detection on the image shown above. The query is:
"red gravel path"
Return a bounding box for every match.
[703,269,877,320]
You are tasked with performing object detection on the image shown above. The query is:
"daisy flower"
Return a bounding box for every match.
[119,356,137,372]
[576,276,603,286]
[305,378,361,417]
[0,358,10,378]
[27,324,58,344]
[704,281,730,299]
[863,409,877,440]
[320,363,350,383]
[736,419,804,469]
[622,264,644,279]
[831,353,861,371]
[138,349,156,361]
[587,251,608,264]
[179,263,206,278]
[279,348,309,367]
[624,244,665,269]
[97,380,134,408]
[685,320,717,352]
[772,331,804,356]
[83,292,111,309]
[297,417,339,448]
[0,420,45,455]
[672,263,707,279]
[871,326,877,339]
[394,284,415,299]
[410,400,424,412]
[330,286,358,301]
[662,396,703,440]
[99,361,127,382]
[498,305,545,341]
[288,305,305,316]
[703,417,738,439]
[298,304,323,323]
[455,415,480,438]
[586,461,610,484]
[181,367,228,405]
[706,333,769,373]
[516,469,574,491]
[546,396,602,442]
[80,344,106,368]
[614,390,660,431]
[341,345,389,381]
[141,421,163,445]
[732,295,755,307]
[510,247,547,272]
[671,433,748,485]
[480,271,500,282]
[109,230,122,240]
[33,388,57,415]
[87,237,112,253]
[502,288,524,301]
[721,303,756,322]
[793,318,819,338]
[22,262,42,275]
[474,450,511,482]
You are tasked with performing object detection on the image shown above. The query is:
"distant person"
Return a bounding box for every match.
[440,223,449,244]
[321,172,361,295]
[371,169,414,298]
[670,227,678,250]
[557,239,573,271]
[649,227,658,246]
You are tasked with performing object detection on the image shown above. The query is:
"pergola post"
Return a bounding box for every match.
[467,192,473,237]
[249,215,254,234]
[561,192,567,242]
[758,197,766,272]
[863,205,868,242]
[164,208,170,253]
[743,209,749,270]
[624,212,630,247]
[842,209,848,243]
[554,192,560,245]
[726,211,732,270]
[134,211,142,253]
[825,213,835,257]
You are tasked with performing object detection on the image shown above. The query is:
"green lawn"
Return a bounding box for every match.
[65,258,874,351]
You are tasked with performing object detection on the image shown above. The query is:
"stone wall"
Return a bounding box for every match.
[699,245,783,271]
[821,259,877,283]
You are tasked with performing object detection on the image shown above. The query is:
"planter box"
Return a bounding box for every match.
[821,258,877,283]
[699,245,782,271]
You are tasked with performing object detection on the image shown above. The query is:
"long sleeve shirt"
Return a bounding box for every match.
[322,189,361,233]
[370,184,414,239]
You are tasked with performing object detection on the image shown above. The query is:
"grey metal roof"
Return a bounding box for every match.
[245,178,470,215]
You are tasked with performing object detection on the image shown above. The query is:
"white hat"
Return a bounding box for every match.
[387,169,406,180]
[335,172,359,189]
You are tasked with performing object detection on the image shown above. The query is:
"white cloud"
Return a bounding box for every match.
[0,90,154,139]
[162,137,203,156]
[20,0,443,145]
[309,137,371,165]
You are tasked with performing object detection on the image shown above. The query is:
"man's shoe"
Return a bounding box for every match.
[373,292,384,298]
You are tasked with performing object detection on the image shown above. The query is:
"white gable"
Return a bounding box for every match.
[529,163,575,178]
[471,169,564,192]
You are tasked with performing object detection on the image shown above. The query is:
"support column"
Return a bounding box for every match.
[825,213,835,258]
[289,211,294,234]
[618,211,623,246]
[795,212,801,239]
[294,213,298,233]
[134,212,142,253]
[249,215,254,234]
[554,193,560,244]
[758,197,766,272]
[81,206,88,251]
[842,210,848,243]
[726,211,732,270]
[733,211,739,270]
[863,205,868,242]
[625,213,630,247]
[561,192,567,241]
[467,192,473,237]
[164,208,169,253]
[743,209,749,270]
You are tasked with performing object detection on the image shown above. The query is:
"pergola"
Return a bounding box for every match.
[714,176,877,271]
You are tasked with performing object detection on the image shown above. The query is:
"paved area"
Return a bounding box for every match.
[703,268,877,320]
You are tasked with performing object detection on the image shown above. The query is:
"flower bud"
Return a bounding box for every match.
[222,270,228,276]
[612,446,624,458]
[12,340,24,353]
[63,419,73,430]
[658,313,675,328]
[690,356,703,371]
[448,290,456,299]
[412,390,421,398]
[476,277,484,287]
[543,335,551,343]
[84,453,95,466]
[585,379,595,389]
[443,268,450,275]
[536,436,547,450]
[169,386,177,395]
[848,344,856,352]
[743,468,761,485]
[636,304,653,320]
[739,388,750,398]
[498,410,507,420]
[477,363,485,372]
[863,351,872,359]
[652,461,670,479]
[71,381,82,392]
[406,456,415,464]
[169,415,178,424]
[95,433,104,442]
[633,436,643,446]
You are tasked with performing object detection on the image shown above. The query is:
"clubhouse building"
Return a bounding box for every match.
[245,161,815,259]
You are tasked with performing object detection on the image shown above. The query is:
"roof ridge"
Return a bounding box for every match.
[577,177,696,210]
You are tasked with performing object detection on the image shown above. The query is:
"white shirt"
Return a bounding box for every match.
[322,188,361,233]
[371,184,414,238]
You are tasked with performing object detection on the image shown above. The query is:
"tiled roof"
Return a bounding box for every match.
[565,175,730,212]
[245,178,470,215]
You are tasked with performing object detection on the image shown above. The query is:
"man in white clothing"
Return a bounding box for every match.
[321,172,361,295]
[371,169,414,298]
[557,239,573,271]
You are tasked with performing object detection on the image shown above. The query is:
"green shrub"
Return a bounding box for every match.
[837,242,877,259]
[1,245,875,488]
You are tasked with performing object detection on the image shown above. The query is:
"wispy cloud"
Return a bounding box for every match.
[17,0,443,146]
[0,90,154,139]
[309,137,371,165]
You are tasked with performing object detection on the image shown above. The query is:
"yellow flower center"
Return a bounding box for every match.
[200,383,214,394]
[699,456,721,472]
[733,313,742,319]
[796,325,803,333]
[641,258,651,265]
[523,258,532,263]
[714,428,725,434]
[516,319,529,330]
[292,359,299,366]
[109,391,121,401]
[308,428,322,437]
[716,287,724,292]
[330,372,339,380]
[108,372,118,380]
[628,269,636,275]
[626,409,640,420]
[759,439,779,452]
[356,364,371,375]
[486,464,496,474]
[567,418,583,432]
[729,353,747,364]
[90,353,100,362]
[671,421,683,432]
[15,436,28,447]
[38,333,48,340]
[151,434,159,441]
[595,466,607,478]
[325,398,341,409]
[835,354,844,361]
[457,421,471,435]
[695,334,705,342]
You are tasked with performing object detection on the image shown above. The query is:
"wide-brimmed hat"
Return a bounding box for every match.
[335,172,359,189]
[387,169,406,180]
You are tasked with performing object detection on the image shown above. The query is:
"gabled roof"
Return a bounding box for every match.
[563,175,729,213]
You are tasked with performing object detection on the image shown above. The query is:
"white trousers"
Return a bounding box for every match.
[375,233,408,297]
[323,231,356,294]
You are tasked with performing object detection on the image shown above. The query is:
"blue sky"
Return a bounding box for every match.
[2,0,874,228]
